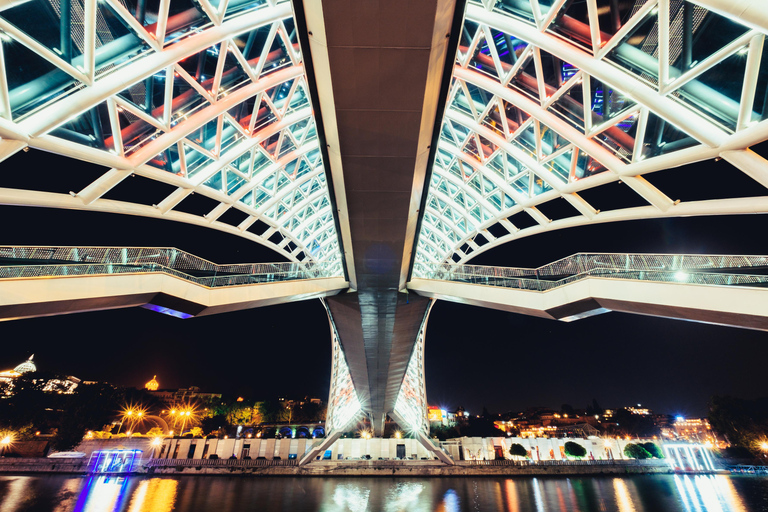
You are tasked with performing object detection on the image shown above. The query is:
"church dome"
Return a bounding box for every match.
[13,355,36,374]
[145,375,159,391]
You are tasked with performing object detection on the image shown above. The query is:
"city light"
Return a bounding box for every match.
[0,432,14,456]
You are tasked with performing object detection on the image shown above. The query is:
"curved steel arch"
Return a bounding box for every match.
[0,0,345,273]
[412,0,768,272]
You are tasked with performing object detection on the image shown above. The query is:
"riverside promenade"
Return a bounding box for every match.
[0,457,677,477]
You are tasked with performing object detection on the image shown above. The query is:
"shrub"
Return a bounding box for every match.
[641,442,663,459]
[564,441,587,458]
[624,443,652,459]
[509,443,527,459]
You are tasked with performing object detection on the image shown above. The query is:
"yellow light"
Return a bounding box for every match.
[152,437,163,447]
[137,412,144,418]
[761,442,768,451]
[1,435,12,446]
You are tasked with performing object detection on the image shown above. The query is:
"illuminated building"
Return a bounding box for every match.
[13,355,36,374]
[0,355,79,395]
[147,386,222,403]
[0,0,766,466]
[145,375,159,391]
[428,406,456,427]
[664,416,723,447]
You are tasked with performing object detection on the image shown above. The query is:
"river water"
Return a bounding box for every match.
[1,474,767,512]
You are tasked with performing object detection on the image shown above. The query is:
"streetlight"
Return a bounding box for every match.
[0,434,13,457]
[151,437,163,458]
[116,409,134,435]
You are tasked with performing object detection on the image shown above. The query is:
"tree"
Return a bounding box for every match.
[709,395,768,453]
[641,442,664,459]
[624,443,652,459]
[430,425,460,441]
[146,427,164,438]
[564,441,587,459]
[509,443,527,459]
[52,383,122,451]
[254,401,283,424]
[201,414,229,435]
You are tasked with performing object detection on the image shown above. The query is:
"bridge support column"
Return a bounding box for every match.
[389,301,454,465]
[300,302,363,465]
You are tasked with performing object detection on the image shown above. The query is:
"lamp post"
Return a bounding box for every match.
[116,409,133,435]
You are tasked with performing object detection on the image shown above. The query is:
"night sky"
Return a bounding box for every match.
[1,147,768,419]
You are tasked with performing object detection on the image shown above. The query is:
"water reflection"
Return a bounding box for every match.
[0,474,766,512]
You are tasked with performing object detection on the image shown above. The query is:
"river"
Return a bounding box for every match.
[1,474,767,511]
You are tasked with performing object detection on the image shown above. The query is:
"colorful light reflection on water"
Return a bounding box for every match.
[0,474,765,511]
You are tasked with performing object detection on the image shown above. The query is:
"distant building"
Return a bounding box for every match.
[145,375,159,391]
[0,355,80,396]
[428,406,453,427]
[147,386,222,403]
[663,417,723,446]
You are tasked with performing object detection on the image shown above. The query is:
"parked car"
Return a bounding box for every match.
[208,454,219,460]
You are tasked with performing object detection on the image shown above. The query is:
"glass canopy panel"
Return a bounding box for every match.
[0,1,343,269]
[415,0,762,268]
[493,0,536,25]
[164,0,214,46]
[604,7,660,88]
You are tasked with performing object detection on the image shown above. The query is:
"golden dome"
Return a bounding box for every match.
[145,375,159,391]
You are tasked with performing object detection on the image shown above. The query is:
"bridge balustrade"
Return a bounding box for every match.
[419,253,768,291]
[0,246,339,287]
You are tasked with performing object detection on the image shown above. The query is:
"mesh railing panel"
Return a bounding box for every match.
[0,246,339,287]
[418,253,768,291]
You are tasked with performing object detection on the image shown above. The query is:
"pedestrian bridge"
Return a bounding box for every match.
[408,254,768,331]
[0,246,348,321]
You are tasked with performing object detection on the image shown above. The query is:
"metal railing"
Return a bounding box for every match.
[456,459,669,467]
[145,458,298,468]
[417,253,768,291]
[0,246,340,288]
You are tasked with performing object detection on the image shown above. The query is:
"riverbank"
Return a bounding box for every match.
[0,458,682,477]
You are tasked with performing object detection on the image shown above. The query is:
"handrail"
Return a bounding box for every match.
[415,253,768,291]
[144,458,298,467]
[0,246,343,287]
[455,459,669,467]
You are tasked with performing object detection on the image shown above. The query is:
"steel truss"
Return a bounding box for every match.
[413,0,768,275]
[0,0,344,273]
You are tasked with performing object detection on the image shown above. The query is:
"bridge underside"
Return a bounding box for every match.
[408,277,768,331]
[302,0,457,437]
[0,272,347,321]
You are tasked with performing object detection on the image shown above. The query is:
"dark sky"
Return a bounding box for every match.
[1,148,767,418]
